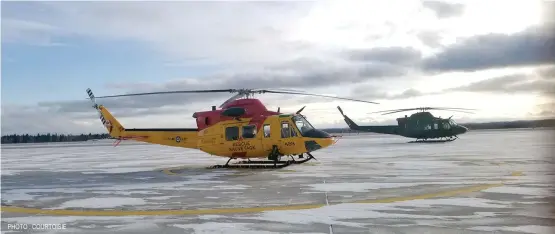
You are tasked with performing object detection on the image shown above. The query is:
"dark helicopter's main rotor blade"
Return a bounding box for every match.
[431,107,478,111]
[370,107,477,115]
[379,109,475,115]
[380,109,417,115]
[443,109,475,114]
[261,90,379,104]
[422,107,476,114]
[369,108,422,115]
[93,89,235,99]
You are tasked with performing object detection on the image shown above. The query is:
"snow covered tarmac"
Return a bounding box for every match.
[2,129,554,234]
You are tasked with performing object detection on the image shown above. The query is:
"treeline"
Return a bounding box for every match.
[2,119,554,143]
[1,133,111,144]
[463,119,555,130]
[322,118,555,133]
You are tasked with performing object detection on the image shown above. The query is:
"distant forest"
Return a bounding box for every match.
[1,119,554,144]
[321,118,555,133]
[1,133,111,144]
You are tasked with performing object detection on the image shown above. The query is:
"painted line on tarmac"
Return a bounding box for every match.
[161,168,180,176]
[0,203,324,216]
[511,171,523,176]
[0,183,504,217]
[355,183,503,204]
[2,171,522,216]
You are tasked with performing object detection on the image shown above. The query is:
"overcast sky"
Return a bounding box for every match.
[2,0,554,135]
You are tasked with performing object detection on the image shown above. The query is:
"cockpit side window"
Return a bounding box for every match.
[292,115,314,136]
[443,120,451,129]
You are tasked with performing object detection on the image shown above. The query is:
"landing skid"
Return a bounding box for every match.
[408,136,457,143]
[208,153,315,169]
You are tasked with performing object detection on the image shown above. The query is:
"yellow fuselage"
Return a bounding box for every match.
[99,106,335,159]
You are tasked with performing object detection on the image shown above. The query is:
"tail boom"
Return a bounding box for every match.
[337,106,400,135]
[86,88,199,149]
[337,106,363,130]
[122,128,199,149]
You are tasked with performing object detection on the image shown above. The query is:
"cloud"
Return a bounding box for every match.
[348,65,555,104]
[35,45,423,116]
[416,31,443,48]
[2,1,317,67]
[445,67,555,98]
[343,46,423,65]
[422,23,555,72]
[349,86,428,101]
[533,102,555,117]
[422,1,465,19]
[541,1,555,24]
[537,65,555,79]
[3,1,554,134]
[1,19,66,46]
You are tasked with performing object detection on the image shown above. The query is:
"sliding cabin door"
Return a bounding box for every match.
[222,123,263,158]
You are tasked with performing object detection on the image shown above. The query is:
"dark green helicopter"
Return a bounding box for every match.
[336,106,475,142]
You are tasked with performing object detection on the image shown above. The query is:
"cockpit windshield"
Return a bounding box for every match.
[292,115,315,136]
[449,119,457,126]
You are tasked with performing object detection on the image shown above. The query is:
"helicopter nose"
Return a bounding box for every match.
[458,126,468,134]
[304,132,336,152]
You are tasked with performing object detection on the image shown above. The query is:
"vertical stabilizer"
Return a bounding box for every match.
[337,106,361,129]
[86,88,125,137]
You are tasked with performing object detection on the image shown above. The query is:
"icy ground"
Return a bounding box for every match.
[1,128,554,234]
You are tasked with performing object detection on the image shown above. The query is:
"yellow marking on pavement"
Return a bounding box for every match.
[354,183,504,204]
[0,183,507,216]
[1,171,523,217]
[511,171,523,176]
[0,204,324,216]
[161,168,179,175]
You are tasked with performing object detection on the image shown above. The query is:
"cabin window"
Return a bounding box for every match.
[225,126,239,141]
[281,121,291,138]
[242,125,256,139]
[434,123,438,129]
[263,124,271,138]
[443,122,451,129]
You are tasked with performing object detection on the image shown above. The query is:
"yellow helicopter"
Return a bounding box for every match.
[86,88,378,169]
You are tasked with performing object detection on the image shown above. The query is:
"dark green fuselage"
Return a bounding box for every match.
[342,112,468,139]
